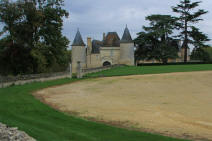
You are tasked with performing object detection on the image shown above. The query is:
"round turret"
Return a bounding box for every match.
[71,29,86,73]
[120,26,135,66]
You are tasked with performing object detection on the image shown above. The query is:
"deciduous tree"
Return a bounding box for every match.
[0,0,70,75]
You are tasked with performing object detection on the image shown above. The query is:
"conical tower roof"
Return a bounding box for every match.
[72,29,85,46]
[121,25,133,43]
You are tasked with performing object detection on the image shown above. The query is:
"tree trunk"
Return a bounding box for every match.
[162,58,168,64]
[183,19,188,63]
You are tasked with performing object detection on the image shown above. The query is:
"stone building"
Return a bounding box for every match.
[71,26,190,73]
[71,26,135,73]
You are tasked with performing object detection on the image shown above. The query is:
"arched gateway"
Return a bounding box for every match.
[103,61,111,67]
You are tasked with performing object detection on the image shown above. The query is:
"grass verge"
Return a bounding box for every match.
[86,64,212,77]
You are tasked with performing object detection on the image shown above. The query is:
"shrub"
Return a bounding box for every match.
[191,47,212,63]
[203,47,212,63]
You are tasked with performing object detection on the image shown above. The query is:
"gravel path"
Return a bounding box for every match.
[0,123,36,141]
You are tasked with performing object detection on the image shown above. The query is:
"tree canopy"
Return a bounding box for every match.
[172,0,209,62]
[135,15,179,64]
[0,0,70,75]
[135,0,210,64]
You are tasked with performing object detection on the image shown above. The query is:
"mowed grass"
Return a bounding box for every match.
[86,64,212,77]
[2,64,212,141]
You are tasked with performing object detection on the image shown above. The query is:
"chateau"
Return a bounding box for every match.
[71,26,135,73]
[71,26,190,73]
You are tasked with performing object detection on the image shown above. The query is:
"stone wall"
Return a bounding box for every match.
[86,54,102,68]
[0,122,36,141]
[82,64,124,77]
[0,72,71,88]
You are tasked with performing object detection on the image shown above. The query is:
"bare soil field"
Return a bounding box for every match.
[35,71,212,141]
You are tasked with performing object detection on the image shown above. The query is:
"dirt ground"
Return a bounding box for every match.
[35,71,212,141]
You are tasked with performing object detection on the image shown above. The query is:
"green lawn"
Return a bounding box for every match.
[86,64,212,77]
[2,64,212,141]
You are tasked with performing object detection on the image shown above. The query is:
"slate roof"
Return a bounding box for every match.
[121,26,133,43]
[92,40,102,54]
[72,30,85,46]
[103,32,120,47]
[90,27,134,53]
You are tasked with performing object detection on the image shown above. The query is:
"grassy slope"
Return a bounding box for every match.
[2,64,212,141]
[86,64,212,77]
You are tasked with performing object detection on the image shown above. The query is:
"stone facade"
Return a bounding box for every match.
[120,42,135,65]
[179,47,191,61]
[0,72,70,88]
[71,26,135,73]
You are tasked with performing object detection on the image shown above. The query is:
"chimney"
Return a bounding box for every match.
[103,33,106,41]
[87,37,92,54]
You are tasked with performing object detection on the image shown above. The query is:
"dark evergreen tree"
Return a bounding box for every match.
[135,15,179,64]
[172,0,208,62]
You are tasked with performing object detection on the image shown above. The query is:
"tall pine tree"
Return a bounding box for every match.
[135,15,179,64]
[172,0,208,62]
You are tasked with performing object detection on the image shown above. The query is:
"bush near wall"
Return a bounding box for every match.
[202,47,212,63]
[191,47,212,63]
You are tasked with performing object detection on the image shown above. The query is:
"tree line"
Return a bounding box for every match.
[0,0,211,76]
[135,0,211,64]
[0,0,71,75]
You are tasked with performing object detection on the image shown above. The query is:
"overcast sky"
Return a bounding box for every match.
[63,0,212,47]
